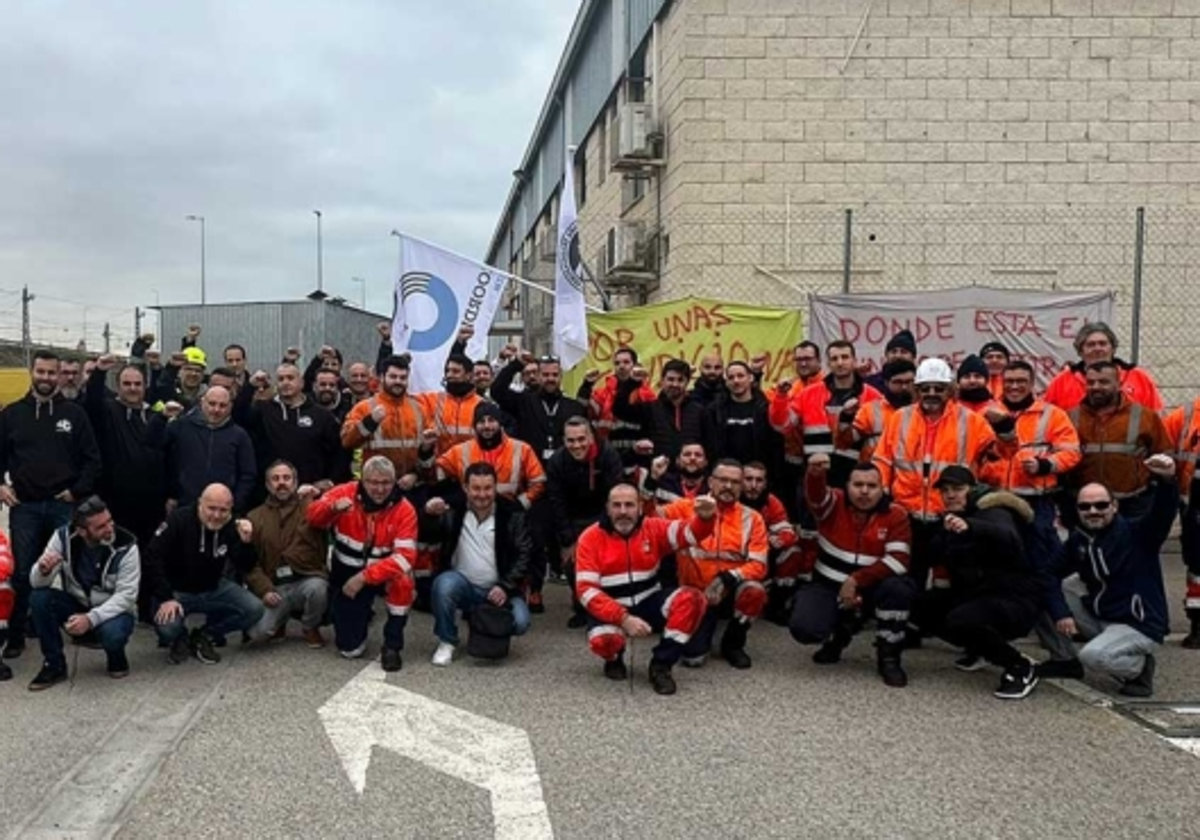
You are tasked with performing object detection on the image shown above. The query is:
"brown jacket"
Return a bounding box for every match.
[245,496,328,597]
[1068,396,1172,497]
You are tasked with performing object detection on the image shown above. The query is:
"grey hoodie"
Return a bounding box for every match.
[29,525,140,629]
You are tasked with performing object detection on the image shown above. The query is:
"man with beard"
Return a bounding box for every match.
[491,345,587,461]
[643,441,710,505]
[790,454,917,687]
[980,341,1010,400]
[342,355,430,489]
[659,460,769,670]
[312,368,350,422]
[842,359,916,464]
[85,355,169,622]
[575,484,717,695]
[420,351,482,453]
[701,361,781,469]
[57,358,85,403]
[613,359,705,461]
[1045,322,1163,411]
[427,403,546,512]
[306,456,418,669]
[578,348,656,472]
[223,343,249,390]
[690,354,727,408]
[545,417,624,628]
[0,350,102,658]
[1040,460,1178,697]
[955,355,1002,414]
[165,386,257,514]
[1065,361,1172,522]
[245,461,329,648]
[770,341,882,489]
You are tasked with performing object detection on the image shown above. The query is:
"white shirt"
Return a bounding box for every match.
[452,508,499,589]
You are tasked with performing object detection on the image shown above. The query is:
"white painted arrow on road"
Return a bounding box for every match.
[319,665,553,839]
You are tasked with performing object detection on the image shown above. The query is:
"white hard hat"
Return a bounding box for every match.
[914,358,954,385]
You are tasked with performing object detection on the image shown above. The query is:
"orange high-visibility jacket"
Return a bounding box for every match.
[979,400,1081,496]
[1044,363,1164,412]
[584,373,655,454]
[839,399,900,464]
[434,435,546,509]
[1068,397,1172,498]
[766,370,824,467]
[418,391,482,454]
[342,392,429,477]
[873,402,999,519]
[1164,398,1200,497]
[660,498,768,589]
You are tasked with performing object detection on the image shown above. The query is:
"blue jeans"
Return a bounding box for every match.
[154,579,265,645]
[31,588,134,670]
[8,499,73,640]
[431,571,531,646]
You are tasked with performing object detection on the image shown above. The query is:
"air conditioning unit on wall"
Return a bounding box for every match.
[538,227,557,262]
[611,102,661,171]
[607,221,649,272]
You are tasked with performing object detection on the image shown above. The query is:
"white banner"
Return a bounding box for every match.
[808,286,1114,387]
[553,148,588,370]
[393,234,507,394]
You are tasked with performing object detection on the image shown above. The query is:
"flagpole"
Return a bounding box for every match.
[394,229,604,313]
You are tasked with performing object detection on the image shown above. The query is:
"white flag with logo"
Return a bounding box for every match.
[553,150,589,370]
[392,234,507,394]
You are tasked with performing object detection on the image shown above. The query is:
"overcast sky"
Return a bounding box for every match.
[0,1,577,350]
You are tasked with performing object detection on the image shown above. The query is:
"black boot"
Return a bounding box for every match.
[813,620,854,665]
[1183,617,1200,650]
[648,659,677,695]
[0,632,10,681]
[603,652,628,681]
[764,585,794,627]
[876,641,908,688]
[720,620,753,670]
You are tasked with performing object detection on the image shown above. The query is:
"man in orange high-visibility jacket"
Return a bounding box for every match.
[840,359,916,465]
[575,484,717,696]
[769,340,825,517]
[659,459,769,670]
[342,355,429,485]
[740,461,799,626]
[576,347,656,472]
[980,342,1010,401]
[418,350,482,454]
[873,358,1002,585]
[1164,396,1200,648]
[425,402,546,511]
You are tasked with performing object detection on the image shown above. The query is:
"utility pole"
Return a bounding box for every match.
[314,210,324,293]
[134,306,143,341]
[21,285,33,368]
[103,322,111,354]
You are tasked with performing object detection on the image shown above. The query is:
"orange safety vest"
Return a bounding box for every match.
[841,399,899,464]
[1068,399,1171,498]
[418,391,481,454]
[341,392,428,477]
[979,400,1081,495]
[660,499,768,589]
[1165,398,1200,497]
[435,436,547,509]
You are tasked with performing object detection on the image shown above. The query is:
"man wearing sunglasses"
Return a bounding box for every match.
[1037,456,1178,697]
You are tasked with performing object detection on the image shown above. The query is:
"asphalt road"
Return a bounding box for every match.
[3,559,1198,840]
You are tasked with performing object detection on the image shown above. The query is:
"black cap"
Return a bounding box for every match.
[886,329,917,355]
[473,401,504,424]
[979,341,1010,359]
[956,354,988,381]
[934,465,976,489]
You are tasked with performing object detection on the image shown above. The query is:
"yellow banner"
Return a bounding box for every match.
[562,296,803,393]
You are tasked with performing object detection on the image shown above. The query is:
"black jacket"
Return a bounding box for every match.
[0,392,101,502]
[491,359,588,461]
[929,490,1041,604]
[145,505,256,598]
[423,494,532,595]
[246,395,348,486]
[544,442,624,546]
[700,390,781,468]
[612,380,705,460]
[84,367,168,513]
[164,411,257,511]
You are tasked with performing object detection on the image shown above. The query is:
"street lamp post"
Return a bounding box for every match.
[185,214,206,304]
[389,228,402,269]
[314,210,324,294]
[350,276,366,309]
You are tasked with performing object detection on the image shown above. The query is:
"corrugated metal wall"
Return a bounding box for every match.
[569,0,614,145]
[159,302,385,374]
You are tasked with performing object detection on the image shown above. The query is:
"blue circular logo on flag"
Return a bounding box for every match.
[398,271,459,352]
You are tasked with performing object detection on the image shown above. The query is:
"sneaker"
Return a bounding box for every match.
[191,629,221,665]
[339,642,367,660]
[1034,658,1085,680]
[812,641,845,665]
[432,642,455,667]
[302,628,325,649]
[954,653,986,672]
[994,659,1038,700]
[167,634,192,665]
[207,632,228,648]
[0,660,11,681]
[722,647,753,670]
[566,612,588,629]
[1119,654,1155,698]
[28,663,67,692]
[527,592,545,614]
[648,660,677,696]
[106,650,130,679]
[3,640,24,659]
[681,655,707,668]
[603,653,627,681]
[380,647,403,672]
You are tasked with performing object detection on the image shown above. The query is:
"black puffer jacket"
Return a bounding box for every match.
[929,490,1042,604]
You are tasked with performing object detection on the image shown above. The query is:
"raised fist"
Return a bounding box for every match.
[631,365,648,382]
[284,347,301,362]
[235,519,253,543]
[370,404,387,423]
[377,322,392,340]
[651,455,670,480]
[775,379,792,395]
[584,368,601,384]
[333,497,353,513]
[807,453,831,473]
[633,439,654,456]
[169,352,187,367]
[96,354,117,372]
[420,428,439,448]
[162,401,184,419]
[457,325,475,342]
[425,497,449,517]
[693,494,718,520]
[186,324,202,338]
[320,345,335,358]
[140,332,156,345]
[749,352,768,371]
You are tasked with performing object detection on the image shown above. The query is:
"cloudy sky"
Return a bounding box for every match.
[0,1,577,350]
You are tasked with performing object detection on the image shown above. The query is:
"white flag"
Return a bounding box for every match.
[553,149,589,370]
[392,234,507,394]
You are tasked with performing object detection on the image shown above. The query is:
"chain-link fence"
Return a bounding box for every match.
[664,203,1198,408]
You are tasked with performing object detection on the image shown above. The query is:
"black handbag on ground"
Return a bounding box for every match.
[467,602,515,660]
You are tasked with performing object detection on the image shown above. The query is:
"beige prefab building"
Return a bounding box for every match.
[486,0,1200,404]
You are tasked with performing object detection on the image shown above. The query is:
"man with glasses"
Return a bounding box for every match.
[27,497,139,690]
[1037,457,1178,697]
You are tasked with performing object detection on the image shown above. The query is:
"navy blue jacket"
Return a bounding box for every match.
[1050,479,1178,643]
[164,412,257,512]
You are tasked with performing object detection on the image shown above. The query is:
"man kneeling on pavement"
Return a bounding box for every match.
[1035,455,1178,698]
[422,462,532,666]
[575,484,717,695]
[25,497,139,690]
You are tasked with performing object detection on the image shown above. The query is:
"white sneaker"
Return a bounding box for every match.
[339,642,367,660]
[432,642,455,667]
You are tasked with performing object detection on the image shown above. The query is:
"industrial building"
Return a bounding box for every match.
[487,0,1200,403]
